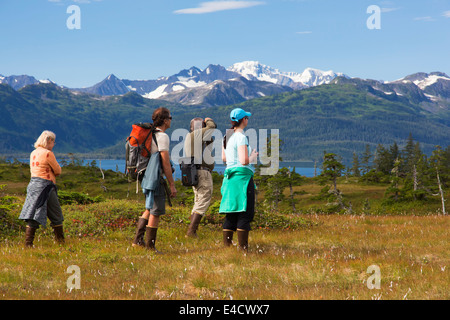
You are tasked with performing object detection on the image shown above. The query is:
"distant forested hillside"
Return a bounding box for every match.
[1,80,450,163]
[0,83,178,156]
[168,80,450,161]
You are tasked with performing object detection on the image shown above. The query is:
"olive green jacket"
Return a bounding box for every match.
[184,119,217,171]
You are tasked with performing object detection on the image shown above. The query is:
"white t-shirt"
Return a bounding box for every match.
[225,131,254,172]
[151,131,170,154]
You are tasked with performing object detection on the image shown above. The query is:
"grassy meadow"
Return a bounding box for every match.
[0,162,449,300]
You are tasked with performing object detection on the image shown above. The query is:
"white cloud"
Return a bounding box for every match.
[174,1,265,15]
[443,11,450,18]
[381,7,400,13]
[414,16,436,22]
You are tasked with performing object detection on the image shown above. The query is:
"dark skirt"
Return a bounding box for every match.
[222,177,255,231]
[19,177,63,228]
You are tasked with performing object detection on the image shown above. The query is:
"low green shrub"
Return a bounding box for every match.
[0,184,24,236]
[58,191,103,205]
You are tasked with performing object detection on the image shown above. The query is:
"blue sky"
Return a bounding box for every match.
[1,0,449,88]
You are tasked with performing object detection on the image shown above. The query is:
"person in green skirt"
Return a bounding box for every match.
[220,108,258,251]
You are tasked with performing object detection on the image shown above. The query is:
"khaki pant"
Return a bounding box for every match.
[191,169,213,215]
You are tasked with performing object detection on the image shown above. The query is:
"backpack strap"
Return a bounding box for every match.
[152,129,171,205]
[140,127,157,157]
[152,128,159,147]
[153,129,162,164]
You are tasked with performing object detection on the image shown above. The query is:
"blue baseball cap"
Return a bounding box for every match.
[230,108,252,121]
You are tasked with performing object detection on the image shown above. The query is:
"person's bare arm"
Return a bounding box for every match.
[202,118,217,142]
[160,150,177,197]
[238,145,258,165]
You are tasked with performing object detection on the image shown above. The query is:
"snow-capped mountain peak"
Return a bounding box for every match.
[387,72,450,90]
[39,79,54,84]
[415,74,449,90]
[227,61,346,88]
[299,67,344,86]
[174,66,202,81]
[0,74,40,90]
[227,61,289,84]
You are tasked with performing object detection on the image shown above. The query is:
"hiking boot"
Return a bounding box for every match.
[132,217,149,247]
[145,226,162,254]
[186,213,202,238]
[223,230,234,247]
[52,225,65,244]
[25,226,37,248]
[237,229,249,252]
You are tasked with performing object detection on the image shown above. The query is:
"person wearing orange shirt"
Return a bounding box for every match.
[19,130,65,247]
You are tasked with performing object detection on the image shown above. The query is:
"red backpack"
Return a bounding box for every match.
[125,123,158,182]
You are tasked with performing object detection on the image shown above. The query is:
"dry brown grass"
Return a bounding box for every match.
[1,214,448,300]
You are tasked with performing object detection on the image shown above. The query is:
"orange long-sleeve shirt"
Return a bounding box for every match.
[30,147,61,184]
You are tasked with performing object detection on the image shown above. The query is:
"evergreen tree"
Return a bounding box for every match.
[318,153,351,212]
[442,145,450,185]
[258,167,304,212]
[373,144,392,175]
[254,137,304,212]
[385,157,402,201]
[408,141,428,200]
[399,136,429,200]
[287,168,305,213]
[389,142,401,171]
[360,144,372,175]
[264,171,287,211]
[351,152,361,177]
[320,153,345,192]
[402,133,416,176]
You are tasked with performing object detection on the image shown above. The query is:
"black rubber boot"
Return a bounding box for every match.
[145,226,162,254]
[132,217,149,247]
[52,225,65,244]
[223,230,234,247]
[186,213,202,238]
[237,229,249,252]
[25,226,37,248]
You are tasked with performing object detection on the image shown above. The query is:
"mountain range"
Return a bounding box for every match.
[1,62,450,161]
[2,62,449,111]
[0,74,52,90]
[1,61,348,107]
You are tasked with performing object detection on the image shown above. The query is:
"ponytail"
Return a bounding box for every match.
[222,119,243,149]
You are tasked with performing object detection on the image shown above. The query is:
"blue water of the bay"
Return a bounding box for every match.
[12,159,321,178]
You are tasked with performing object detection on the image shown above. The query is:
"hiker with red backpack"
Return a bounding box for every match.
[130,107,176,252]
